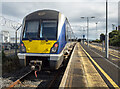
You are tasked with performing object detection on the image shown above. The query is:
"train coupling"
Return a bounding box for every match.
[29,60,42,71]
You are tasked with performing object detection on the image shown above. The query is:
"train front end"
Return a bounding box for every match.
[18,10,67,70]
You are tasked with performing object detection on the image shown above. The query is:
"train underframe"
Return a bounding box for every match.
[17,52,64,71]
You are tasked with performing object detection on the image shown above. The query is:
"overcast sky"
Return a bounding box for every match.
[0,0,119,40]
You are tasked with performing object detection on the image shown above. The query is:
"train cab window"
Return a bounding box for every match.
[23,21,39,39]
[40,20,57,40]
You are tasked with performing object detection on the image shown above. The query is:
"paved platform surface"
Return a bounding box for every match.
[59,43,108,88]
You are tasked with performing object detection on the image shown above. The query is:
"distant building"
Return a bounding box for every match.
[1,31,10,43]
[118,25,120,31]
[0,33,2,43]
[0,30,20,44]
[10,37,20,43]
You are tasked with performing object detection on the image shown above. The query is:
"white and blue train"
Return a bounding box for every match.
[18,9,74,70]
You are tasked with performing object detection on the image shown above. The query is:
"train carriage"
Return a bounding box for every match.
[18,9,72,70]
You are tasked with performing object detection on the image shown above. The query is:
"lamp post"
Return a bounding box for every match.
[105,0,109,58]
[96,22,98,31]
[81,16,95,47]
[96,22,98,39]
[112,24,115,30]
[82,26,86,44]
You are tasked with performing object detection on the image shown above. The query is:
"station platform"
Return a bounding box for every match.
[59,43,108,88]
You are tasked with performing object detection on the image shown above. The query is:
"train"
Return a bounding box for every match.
[18,9,75,71]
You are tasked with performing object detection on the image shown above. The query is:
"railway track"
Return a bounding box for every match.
[87,43,120,59]
[4,51,74,88]
[6,70,33,89]
[5,65,66,89]
[3,43,76,89]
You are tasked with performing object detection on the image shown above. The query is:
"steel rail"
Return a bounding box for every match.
[6,70,33,89]
[87,43,120,59]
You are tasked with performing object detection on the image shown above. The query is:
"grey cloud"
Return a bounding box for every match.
[2,2,60,19]
[1,1,118,40]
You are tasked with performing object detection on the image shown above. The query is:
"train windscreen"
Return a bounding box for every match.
[23,20,58,40]
[40,20,57,40]
[23,21,39,39]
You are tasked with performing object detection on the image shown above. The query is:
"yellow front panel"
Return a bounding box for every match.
[22,40,57,53]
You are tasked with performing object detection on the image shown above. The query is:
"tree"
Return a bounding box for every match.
[100,33,105,41]
[109,30,118,38]
[109,30,120,47]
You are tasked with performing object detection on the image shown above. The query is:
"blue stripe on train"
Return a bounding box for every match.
[57,22,67,54]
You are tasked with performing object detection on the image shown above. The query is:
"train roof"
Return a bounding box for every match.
[25,10,59,20]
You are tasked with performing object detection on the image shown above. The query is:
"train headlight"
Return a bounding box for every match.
[50,42,59,53]
[20,43,26,53]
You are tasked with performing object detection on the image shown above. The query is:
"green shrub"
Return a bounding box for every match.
[109,30,120,47]
[2,52,21,74]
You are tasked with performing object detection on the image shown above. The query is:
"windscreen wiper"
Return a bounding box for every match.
[28,36,32,42]
[43,35,48,42]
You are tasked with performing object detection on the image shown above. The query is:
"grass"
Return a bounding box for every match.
[2,50,21,75]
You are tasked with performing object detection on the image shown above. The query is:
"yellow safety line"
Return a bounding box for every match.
[80,44,120,88]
